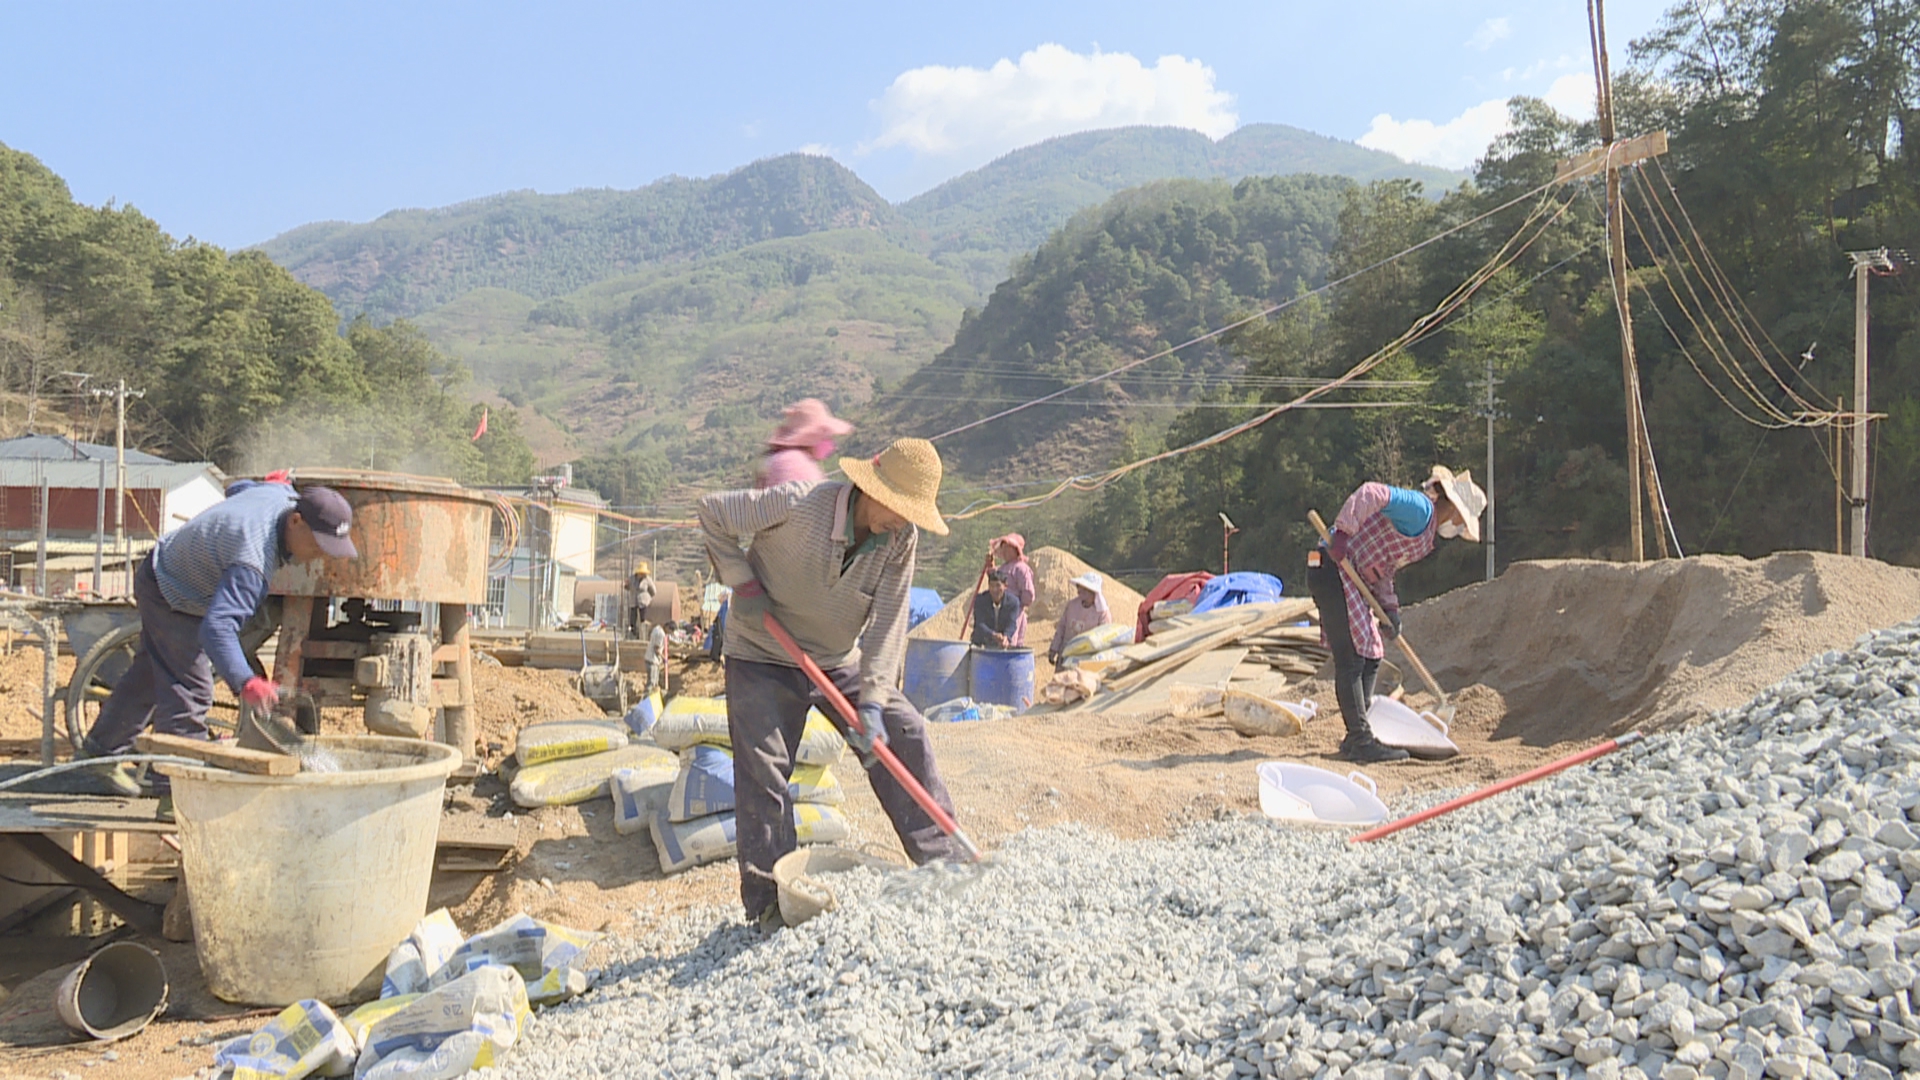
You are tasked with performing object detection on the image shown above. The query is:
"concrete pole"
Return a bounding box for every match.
[114,380,127,575]
[93,458,104,594]
[35,469,49,596]
[1486,353,1497,582]
[1853,259,1870,558]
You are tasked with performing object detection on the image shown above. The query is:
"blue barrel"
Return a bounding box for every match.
[969,647,1035,709]
[903,639,971,711]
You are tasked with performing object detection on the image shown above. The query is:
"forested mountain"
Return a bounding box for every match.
[0,141,534,481]
[1055,0,1920,598]
[882,174,1352,476]
[899,124,1462,290]
[257,154,897,323]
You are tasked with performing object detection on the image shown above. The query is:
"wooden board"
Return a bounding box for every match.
[136,732,297,776]
[1105,603,1310,693]
[1081,648,1250,717]
[436,814,516,873]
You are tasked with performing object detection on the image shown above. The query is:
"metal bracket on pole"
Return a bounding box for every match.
[1554,130,1670,185]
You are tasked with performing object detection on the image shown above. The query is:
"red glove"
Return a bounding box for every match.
[1328,528,1352,564]
[242,677,281,710]
[263,469,292,485]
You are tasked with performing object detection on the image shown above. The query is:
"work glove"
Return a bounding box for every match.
[846,700,889,761]
[730,580,773,626]
[1379,606,1402,642]
[1327,528,1352,565]
[241,677,281,711]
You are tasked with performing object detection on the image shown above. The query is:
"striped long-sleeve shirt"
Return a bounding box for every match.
[697,480,916,705]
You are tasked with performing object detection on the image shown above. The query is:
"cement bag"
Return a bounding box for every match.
[215,999,357,1080]
[354,965,529,1080]
[622,689,665,737]
[1062,622,1133,659]
[666,744,844,822]
[514,719,629,767]
[651,804,852,875]
[380,908,463,998]
[651,696,730,750]
[511,743,677,808]
[343,997,418,1053]
[1152,599,1194,620]
[797,708,848,766]
[429,913,599,1005]
[610,762,680,836]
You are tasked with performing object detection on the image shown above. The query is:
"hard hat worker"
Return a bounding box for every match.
[83,479,359,807]
[1309,466,1487,764]
[698,437,963,930]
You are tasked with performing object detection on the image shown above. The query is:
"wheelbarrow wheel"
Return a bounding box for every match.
[63,620,243,752]
[64,621,143,754]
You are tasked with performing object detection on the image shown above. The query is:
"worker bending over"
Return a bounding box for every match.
[85,480,359,801]
[1309,467,1485,763]
[698,438,963,930]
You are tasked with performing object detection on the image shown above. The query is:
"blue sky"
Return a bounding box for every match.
[2,0,1672,249]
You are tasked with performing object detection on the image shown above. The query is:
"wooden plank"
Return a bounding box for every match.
[1083,648,1250,717]
[1554,130,1670,184]
[1105,604,1308,693]
[136,732,297,776]
[5,833,162,934]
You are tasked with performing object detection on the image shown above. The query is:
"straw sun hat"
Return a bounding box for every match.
[1428,465,1488,543]
[839,438,950,536]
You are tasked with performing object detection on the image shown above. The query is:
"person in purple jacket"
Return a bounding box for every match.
[83,480,359,814]
[754,398,853,490]
[1308,467,1485,763]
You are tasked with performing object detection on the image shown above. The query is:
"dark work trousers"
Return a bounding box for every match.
[1306,557,1380,738]
[725,656,962,917]
[84,555,216,794]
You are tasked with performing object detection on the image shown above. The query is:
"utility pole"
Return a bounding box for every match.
[1218,513,1240,575]
[1477,356,1502,582]
[1583,0,1672,561]
[90,379,144,587]
[1846,249,1893,558]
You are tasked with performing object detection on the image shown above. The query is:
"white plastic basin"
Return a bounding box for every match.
[1256,762,1388,827]
[1366,696,1460,760]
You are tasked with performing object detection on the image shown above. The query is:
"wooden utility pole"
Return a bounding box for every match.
[1586,0,1670,560]
[1846,249,1893,557]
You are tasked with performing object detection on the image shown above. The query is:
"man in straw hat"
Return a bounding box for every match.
[698,437,964,929]
[1308,466,1487,763]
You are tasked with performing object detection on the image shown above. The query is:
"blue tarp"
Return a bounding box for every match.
[908,587,945,629]
[1190,572,1286,614]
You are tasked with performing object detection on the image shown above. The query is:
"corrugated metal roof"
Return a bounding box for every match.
[10,538,156,557]
[0,460,221,490]
[0,434,171,464]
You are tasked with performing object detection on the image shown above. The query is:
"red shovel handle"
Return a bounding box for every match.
[761,613,983,862]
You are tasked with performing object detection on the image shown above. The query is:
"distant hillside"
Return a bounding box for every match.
[899,124,1462,289]
[881,174,1352,476]
[409,229,976,481]
[257,154,898,321]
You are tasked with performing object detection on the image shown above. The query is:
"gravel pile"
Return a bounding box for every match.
[482,621,1920,1080]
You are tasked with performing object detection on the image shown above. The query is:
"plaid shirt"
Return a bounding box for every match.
[1324,482,1437,660]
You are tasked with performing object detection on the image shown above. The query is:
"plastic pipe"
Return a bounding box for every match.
[0,755,205,793]
[1349,732,1644,843]
[762,613,984,863]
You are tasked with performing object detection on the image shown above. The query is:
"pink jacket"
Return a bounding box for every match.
[756,448,826,489]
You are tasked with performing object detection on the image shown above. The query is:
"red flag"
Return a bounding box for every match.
[471,407,489,442]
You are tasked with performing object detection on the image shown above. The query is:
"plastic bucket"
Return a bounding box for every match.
[903,639,970,712]
[162,735,461,1006]
[55,942,168,1040]
[1256,762,1388,827]
[773,844,902,927]
[968,647,1034,709]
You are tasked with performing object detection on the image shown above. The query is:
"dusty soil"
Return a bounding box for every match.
[9,550,1920,1079]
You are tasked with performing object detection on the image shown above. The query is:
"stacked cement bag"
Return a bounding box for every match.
[645,696,853,874]
[510,716,676,809]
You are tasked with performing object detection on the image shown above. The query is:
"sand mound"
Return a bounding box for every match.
[912,547,1147,642]
[1404,552,1920,744]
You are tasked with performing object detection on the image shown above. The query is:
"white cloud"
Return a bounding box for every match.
[865,44,1237,164]
[1358,100,1513,170]
[796,143,838,158]
[1468,17,1512,52]
[1357,70,1600,170]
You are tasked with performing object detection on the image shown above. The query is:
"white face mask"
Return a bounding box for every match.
[1438,521,1463,539]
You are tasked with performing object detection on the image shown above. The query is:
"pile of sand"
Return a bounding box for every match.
[1404,552,1920,744]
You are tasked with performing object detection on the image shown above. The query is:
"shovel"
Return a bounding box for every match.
[1307,510,1455,725]
[760,612,984,863]
[236,691,330,768]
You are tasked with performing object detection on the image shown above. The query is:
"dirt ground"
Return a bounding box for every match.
[6,550,1919,1079]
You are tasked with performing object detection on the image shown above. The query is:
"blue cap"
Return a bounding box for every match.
[295,486,357,558]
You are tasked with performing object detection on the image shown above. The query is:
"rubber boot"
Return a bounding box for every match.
[1338,704,1408,764]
